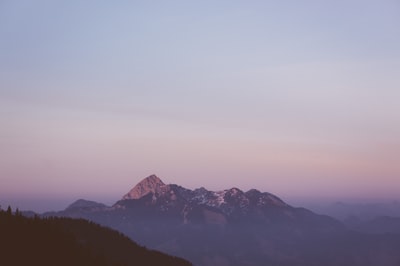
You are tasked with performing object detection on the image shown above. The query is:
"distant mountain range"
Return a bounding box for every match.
[308,201,400,222]
[44,174,400,266]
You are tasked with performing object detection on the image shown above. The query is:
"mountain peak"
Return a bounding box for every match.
[65,199,106,211]
[146,174,164,183]
[123,175,166,200]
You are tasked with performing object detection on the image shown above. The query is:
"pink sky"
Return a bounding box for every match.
[1,1,399,212]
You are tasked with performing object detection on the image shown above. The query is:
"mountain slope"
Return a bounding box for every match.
[351,216,400,234]
[0,207,192,266]
[47,175,400,266]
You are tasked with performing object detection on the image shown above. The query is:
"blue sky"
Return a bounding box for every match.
[1,1,400,212]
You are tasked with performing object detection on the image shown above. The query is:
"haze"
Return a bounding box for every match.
[1,1,399,212]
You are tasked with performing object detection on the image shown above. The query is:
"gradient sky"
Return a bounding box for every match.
[1,1,400,212]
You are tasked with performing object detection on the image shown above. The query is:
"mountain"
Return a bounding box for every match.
[351,216,400,234]
[0,207,191,266]
[66,199,108,211]
[112,175,341,231]
[46,175,400,266]
[306,201,400,222]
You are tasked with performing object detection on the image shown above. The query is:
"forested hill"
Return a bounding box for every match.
[0,207,192,266]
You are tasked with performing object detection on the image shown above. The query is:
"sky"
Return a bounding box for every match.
[1,1,400,212]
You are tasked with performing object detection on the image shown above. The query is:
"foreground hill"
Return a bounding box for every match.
[0,207,191,266]
[46,175,400,266]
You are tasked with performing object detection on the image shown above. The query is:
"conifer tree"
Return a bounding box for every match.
[6,205,12,216]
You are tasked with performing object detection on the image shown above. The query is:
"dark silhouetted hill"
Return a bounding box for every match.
[0,206,192,266]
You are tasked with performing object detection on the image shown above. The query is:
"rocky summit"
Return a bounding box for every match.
[122,174,166,200]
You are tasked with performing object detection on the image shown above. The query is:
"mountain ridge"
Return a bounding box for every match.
[42,174,400,266]
[117,175,290,219]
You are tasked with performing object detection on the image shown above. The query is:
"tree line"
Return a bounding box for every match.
[0,206,192,266]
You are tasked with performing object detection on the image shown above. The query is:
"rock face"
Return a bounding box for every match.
[123,174,166,200]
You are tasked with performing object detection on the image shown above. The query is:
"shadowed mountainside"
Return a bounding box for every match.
[0,207,192,266]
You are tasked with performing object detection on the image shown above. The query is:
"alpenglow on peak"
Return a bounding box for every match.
[122,174,166,200]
